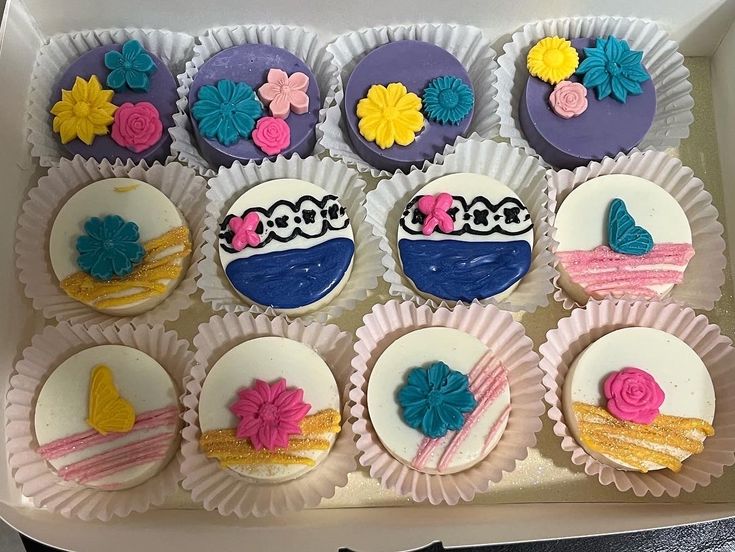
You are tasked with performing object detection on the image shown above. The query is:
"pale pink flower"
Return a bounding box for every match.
[257,68,310,119]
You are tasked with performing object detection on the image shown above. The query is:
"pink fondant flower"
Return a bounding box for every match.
[252,116,291,155]
[257,68,310,119]
[417,192,455,236]
[228,211,261,251]
[549,80,588,119]
[603,367,665,425]
[230,379,311,451]
[110,101,163,152]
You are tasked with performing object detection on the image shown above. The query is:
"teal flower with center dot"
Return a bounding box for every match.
[421,75,474,125]
[76,215,145,280]
[104,39,157,92]
[397,361,476,439]
[191,79,264,147]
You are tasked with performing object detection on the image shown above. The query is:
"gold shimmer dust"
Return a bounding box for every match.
[113,184,140,193]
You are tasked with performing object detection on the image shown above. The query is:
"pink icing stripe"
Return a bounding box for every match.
[573,269,686,286]
[558,243,694,270]
[38,406,179,460]
[75,445,171,485]
[482,405,511,450]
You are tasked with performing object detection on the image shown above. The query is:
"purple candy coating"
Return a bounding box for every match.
[518,38,656,170]
[344,41,473,173]
[52,44,178,164]
[188,44,321,168]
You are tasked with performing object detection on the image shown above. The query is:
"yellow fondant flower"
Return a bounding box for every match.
[356,83,424,149]
[527,36,579,85]
[51,75,117,145]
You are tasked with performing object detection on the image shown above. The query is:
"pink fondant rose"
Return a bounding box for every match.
[110,102,163,153]
[251,116,290,156]
[549,80,588,119]
[603,367,665,425]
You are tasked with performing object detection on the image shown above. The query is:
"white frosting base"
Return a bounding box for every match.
[563,327,715,472]
[397,173,534,303]
[34,345,180,490]
[198,336,341,483]
[219,178,355,315]
[555,175,692,303]
[49,178,190,316]
[367,327,510,474]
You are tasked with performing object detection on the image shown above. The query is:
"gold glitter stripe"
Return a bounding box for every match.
[114,184,139,192]
[216,452,316,468]
[573,402,714,473]
[202,436,331,453]
[60,226,191,309]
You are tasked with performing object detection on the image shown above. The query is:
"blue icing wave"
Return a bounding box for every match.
[225,238,354,309]
[398,239,532,302]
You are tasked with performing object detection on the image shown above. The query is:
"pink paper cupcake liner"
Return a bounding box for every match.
[539,299,735,497]
[5,323,193,520]
[349,300,545,505]
[180,312,357,517]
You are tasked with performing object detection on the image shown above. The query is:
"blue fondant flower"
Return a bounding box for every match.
[421,75,474,125]
[397,361,476,439]
[104,39,157,92]
[76,215,145,280]
[575,36,650,103]
[191,79,264,147]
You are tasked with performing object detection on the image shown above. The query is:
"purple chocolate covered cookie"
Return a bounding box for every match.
[519,37,655,169]
[344,40,474,173]
[187,44,321,168]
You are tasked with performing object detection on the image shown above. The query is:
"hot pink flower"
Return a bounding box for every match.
[230,379,311,451]
[228,211,261,251]
[252,116,290,156]
[257,68,310,119]
[603,367,665,425]
[549,80,588,119]
[417,192,455,236]
[110,101,163,152]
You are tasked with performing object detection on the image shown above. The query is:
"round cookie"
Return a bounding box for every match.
[397,173,534,303]
[49,178,192,316]
[554,174,693,303]
[34,345,180,490]
[197,336,341,483]
[218,178,354,314]
[344,40,474,173]
[367,327,511,475]
[563,327,715,473]
[188,44,321,167]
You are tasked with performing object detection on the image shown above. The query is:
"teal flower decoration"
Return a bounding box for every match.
[76,215,145,280]
[397,361,476,439]
[421,75,474,125]
[575,36,650,103]
[191,79,264,147]
[104,40,157,92]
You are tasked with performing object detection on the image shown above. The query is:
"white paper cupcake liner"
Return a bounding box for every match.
[350,300,544,505]
[496,16,694,167]
[200,155,383,322]
[16,156,207,328]
[170,25,341,177]
[539,299,735,497]
[547,149,726,310]
[5,322,194,520]
[27,28,195,168]
[319,23,501,178]
[366,137,556,313]
[180,312,357,517]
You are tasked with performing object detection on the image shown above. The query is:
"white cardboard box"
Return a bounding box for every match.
[1,0,734,550]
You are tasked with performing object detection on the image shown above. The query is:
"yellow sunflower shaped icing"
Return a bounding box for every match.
[356,82,424,149]
[86,364,135,435]
[51,75,117,145]
[527,36,579,85]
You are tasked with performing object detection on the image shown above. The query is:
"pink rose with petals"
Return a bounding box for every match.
[230,379,311,451]
[417,192,455,236]
[257,68,310,119]
[603,367,665,425]
[110,102,163,152]
[549,80,588,119]
[252,116,291,156]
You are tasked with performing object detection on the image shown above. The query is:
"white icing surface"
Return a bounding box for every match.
[367,327,510,475]
[198,336,341,483]
[563,327,715,472]
[34,345,180,490]
[218,178,355,315]
[49,178,190,315]
[397,173,534,302]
